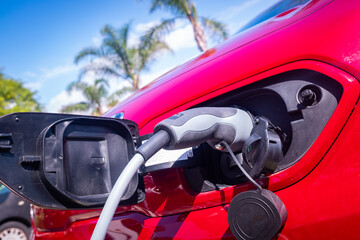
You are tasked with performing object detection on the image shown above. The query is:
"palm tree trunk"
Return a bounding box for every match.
[187,13,207,52]
[96,105,103,116]
[192,22,207,52]
[133,74,140,90]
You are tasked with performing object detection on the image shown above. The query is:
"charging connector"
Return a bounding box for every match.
[91,107,255,240]
[91,130,170,240]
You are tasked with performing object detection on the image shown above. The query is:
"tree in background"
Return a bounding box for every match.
[145,0,228,52]
[61,78,109,115]
[74,23,171,97]
[0,72,41,115]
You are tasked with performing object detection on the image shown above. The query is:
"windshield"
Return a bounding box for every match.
[238,0,311,33]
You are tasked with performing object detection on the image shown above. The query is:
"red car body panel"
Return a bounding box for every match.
[31,0,360,239]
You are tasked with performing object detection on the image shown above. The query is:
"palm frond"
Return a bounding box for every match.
[94,78,110,88]
[139,39,172,70]
[107,87,135,107]
[147,1,228,52]
[142,17,178,44]
[67,81,88,92]
[77,61,127,81]
[190,1,198,21]
[150,0,191,16]
[94,78,109,100]
[61,102,90,113]
[101,28,133,78]
[118,22,131,48]
[74,21,173,90]
[74,47,105,64]
[101,25,119,43]
[200,17,229,42]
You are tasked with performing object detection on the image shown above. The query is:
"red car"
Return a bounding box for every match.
[1,0,360,239]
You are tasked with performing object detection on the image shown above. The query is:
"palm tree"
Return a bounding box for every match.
[145,0,229,52]
[106,86,135,108]
[74,23,171,91]
[61,78,109,115]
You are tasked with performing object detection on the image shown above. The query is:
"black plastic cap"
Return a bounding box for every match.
[228,189,287,240]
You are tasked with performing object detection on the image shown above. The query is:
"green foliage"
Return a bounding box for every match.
[75,22,171,90]
[61,102,90,113]
[106,86,135,107]
[200,17,229,42]
[0,72,41,116]
[149,0,191,16]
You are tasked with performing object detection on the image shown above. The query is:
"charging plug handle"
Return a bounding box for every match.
[154,107,253,152]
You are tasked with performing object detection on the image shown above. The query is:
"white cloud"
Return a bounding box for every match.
[21,64,81,94]
[135,20,160,33]
[40,64,80,79]
[133,19,195,51]
[23,71,38,78]
[165,24,195,51]
[81,70,131,93]
[24,81,43,91]
[128,32,141,47]
[80,70,98,84]
[46,89,86,113]
[92,36,103,46]
[79,58,120,84]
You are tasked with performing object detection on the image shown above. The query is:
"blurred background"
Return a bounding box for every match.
[0,0,278,116]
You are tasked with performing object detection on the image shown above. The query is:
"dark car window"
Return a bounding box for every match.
[237,0,310,33]
[0,184,10,203]
[0,184,9,194]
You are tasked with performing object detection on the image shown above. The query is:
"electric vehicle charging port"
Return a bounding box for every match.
[183,69,342,193]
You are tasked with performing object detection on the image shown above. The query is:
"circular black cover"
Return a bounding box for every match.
[228,189,287,240]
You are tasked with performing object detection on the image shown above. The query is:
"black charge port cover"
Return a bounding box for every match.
[228,189,287,240]
[0,112,143,209]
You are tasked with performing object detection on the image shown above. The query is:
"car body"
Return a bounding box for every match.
[29,0,360,239]
[0,184,31,240]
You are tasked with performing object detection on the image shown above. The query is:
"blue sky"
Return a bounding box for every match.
[0,0,278,112]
